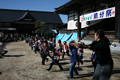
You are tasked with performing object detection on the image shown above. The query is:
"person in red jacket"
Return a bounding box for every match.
[41,43,48,65]
[62,41,70,58]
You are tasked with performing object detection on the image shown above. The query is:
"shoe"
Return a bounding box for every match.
[74,73,79,75]
[81,61,83,65]
[41,64,45,65]
[67,76,73,79]
[60,69,63,71]
[46,69,50,71]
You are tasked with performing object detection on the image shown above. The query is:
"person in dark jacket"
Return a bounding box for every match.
[68,41,78,78]
[46,48,63,71]
[86,30,113,80]
[41,43,48,65]
[70,30,113,80]
[58,40,63,53]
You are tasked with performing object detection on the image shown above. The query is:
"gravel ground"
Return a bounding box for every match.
[0,41,120,80]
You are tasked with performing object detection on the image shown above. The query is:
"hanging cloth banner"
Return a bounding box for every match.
[67,20,77,30]
[80,7,115,22]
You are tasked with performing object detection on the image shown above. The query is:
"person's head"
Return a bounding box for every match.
[49,38,51,41]
[52,38,55,41]
[95,30,105,41]
[44,42,47,47]
[58,40,61,43]
[42,36,44,39]
[63,41,67,45]
[51,47,55,53]
[35,39,37,41]
[69,41,76,50]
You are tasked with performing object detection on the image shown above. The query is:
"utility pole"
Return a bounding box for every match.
[114,0,120,43]
[77,12,81,42]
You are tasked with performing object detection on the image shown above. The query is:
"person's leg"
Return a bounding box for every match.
[92,64,101,80]
[31,44,33,50]
[56,61,63,70]
[80,56,83,65]
[47,61,54,71]
[93,62,97,72]
[73,62,79,75]
[67,51,70,56]
[76,57,80,67]
[69,62,74,78]
[42,54,46,65]
[48,53,53,60]
[99,64,113,80]
[62,52,65,58]
[34,46,37,53]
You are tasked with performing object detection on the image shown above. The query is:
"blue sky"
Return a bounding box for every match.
[0,0,70,23]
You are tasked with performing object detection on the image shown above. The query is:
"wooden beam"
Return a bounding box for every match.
[77,12,81,41]
[115,0,120,39]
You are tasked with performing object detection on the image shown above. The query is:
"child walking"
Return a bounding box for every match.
[90,51,99,72]
[33,39,40,54]
[62,41,70,58]
[41,43,48,65]
[46,48,63,71]
[58,40,63,53]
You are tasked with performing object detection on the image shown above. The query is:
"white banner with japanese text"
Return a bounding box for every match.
[80,7,115,22]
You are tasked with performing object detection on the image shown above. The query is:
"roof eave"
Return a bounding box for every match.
[55,0,115,14]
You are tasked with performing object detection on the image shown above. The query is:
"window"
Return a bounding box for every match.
[68,11,78,21]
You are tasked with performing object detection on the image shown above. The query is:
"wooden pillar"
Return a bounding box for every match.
[77,12,81,42]
[114,0,120,43]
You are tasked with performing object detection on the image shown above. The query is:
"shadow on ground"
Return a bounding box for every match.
[73,73,93,79]
[0,72,2,75]
[4,55,24,57]
[112,69,120,74]
[60,62,70,65]
[83,60,91,62]
[84,65,93,68]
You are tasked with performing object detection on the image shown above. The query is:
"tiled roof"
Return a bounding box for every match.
[0,9,63,24]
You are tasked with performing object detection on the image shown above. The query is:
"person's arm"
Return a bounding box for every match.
[70,42,77,46]
[88,42,106,51]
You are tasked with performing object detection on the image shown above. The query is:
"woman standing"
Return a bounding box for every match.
[85,30,113,80]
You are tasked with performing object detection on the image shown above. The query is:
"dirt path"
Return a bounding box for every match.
[0,41,120,80]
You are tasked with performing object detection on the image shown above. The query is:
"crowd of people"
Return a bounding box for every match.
[25,30,114,80]
[25,34,84,78]
[0,32,26,42]
[0,30,114,80]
